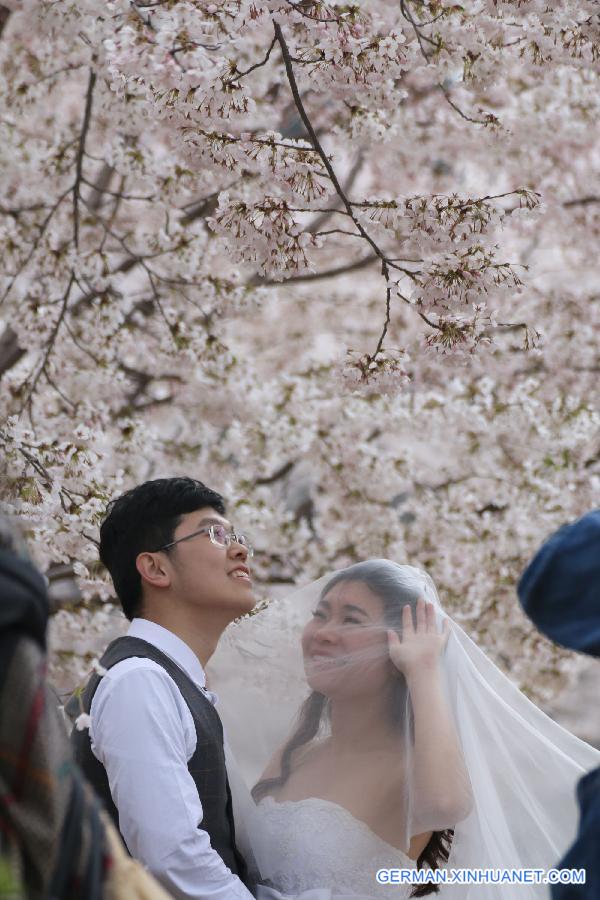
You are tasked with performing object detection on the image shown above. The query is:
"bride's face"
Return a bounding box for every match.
[301,580,393,699]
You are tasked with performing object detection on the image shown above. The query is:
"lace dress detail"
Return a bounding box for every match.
[255,796,418,898]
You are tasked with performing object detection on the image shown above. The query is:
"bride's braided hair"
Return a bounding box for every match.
[253,563,454,897]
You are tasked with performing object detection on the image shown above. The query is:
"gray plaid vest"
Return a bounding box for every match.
[70,636,251,887]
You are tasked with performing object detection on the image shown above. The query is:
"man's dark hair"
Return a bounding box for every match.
[99,477,226,620]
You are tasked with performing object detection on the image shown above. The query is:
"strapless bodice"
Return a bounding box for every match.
[254,795,418,898]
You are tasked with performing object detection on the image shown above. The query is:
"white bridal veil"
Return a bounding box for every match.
[207,560,599,899]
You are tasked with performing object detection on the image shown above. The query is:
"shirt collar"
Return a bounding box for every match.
[127,618,207,689]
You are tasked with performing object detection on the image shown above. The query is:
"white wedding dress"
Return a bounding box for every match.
[253,796,417,899]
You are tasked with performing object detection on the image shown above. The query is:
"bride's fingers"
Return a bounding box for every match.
[425,599,436,632]
[387,629,404,667]
[441,617,451,647]
[402,602,414,636]
[415,596,426,632]
[387,628,401,653]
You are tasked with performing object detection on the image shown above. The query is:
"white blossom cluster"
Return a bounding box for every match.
[0,0,598,701]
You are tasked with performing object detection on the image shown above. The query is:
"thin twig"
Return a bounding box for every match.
[222,34,278,86]
[400,0,434,61]
[0,187,71,306]
[373,281,392,357]
[400,0,498,127]
[315,228,364,238]
[0,202,50,216]
[81,176,154,202]
[440,87,497,126]
[26,63,86,87]
[283,0,340,24]
[19,272,75,412]
[99,172,125,252]
[42,368,77,409]
[396,290,444,331]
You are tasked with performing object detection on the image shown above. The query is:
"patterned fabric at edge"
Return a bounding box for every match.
[0,548,107,899]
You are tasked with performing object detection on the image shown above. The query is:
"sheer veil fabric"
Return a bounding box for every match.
[208,560,599,899]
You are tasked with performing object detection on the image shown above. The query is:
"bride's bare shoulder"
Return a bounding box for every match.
[259,738,325,781]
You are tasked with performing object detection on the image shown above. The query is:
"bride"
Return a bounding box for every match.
[207,560,599,898]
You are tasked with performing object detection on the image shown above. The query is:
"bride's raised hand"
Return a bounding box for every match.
[387,597,451,679]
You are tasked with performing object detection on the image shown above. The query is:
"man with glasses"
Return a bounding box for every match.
[70,477,257,900]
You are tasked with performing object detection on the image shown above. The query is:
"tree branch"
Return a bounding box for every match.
[274,23,408,361]
[0,5,10,38]
[73,70,97,248]
[563,195,600,208]
[275,24,382,259]
[254,460,296,485]
[253,253,378,286]
[0,325,25,377]
[306,152,365,234]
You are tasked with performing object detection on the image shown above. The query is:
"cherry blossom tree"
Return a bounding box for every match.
[0,0,598,700]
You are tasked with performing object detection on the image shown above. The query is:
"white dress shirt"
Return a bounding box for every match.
[89,618,254,900]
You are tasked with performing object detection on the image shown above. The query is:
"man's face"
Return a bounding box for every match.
[160,507,255,617]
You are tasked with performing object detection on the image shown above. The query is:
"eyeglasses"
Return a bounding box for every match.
[158,523,254,557]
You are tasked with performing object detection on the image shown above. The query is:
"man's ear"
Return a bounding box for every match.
[136,551,172,590]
